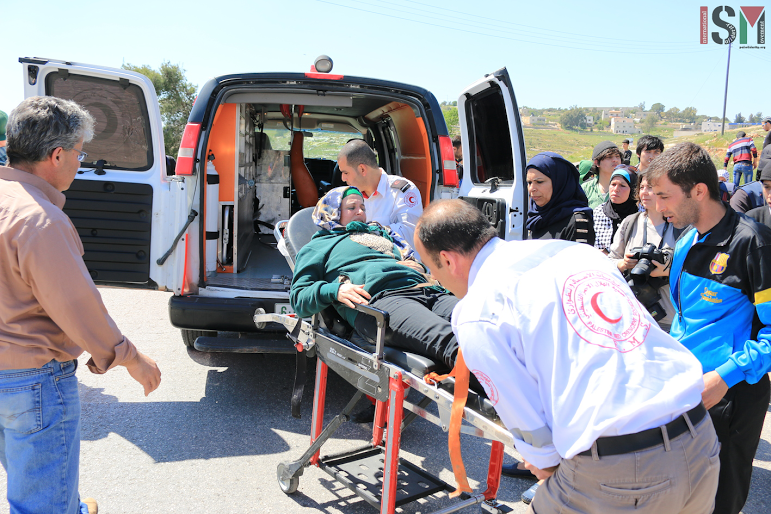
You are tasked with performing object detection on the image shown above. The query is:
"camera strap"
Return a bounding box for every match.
[642,213,669,250]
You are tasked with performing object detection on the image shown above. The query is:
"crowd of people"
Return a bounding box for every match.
[2,92,771,514]
[292,134,771,513]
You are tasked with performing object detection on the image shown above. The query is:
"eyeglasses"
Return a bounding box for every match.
[72,148,88,162]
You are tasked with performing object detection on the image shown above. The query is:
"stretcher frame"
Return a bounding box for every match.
[255,212,516,514]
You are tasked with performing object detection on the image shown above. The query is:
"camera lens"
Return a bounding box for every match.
[630,258,654,284]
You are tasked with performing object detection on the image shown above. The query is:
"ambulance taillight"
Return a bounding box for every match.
[176,123,202,176]
[439,136,459,187]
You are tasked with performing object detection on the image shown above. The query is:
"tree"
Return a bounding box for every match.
[665,107,680,122]
[122,61,197,155]
[559,106,587,130]
[443,107,459,136]
[651,103,665,114]
[638,101,646,112]
[681,106,697,123]
[734,112,745,123]
[756,111,763,122]
[642,115,657,133]
[749,113,757,123]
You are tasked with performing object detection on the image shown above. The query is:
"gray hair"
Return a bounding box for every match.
[6,96,95,166]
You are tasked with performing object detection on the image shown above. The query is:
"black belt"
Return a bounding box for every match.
[577,403,707,458]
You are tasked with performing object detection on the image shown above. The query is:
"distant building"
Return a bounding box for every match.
[702,121,723,132]
[520,108,531,117]
[611,117,641,134]
[523,116,546,125]
[585,115,594,126]
[609,110,623,118]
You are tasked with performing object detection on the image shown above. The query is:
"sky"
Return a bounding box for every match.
[1,0,769,121]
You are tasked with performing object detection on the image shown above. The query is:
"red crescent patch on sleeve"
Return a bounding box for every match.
[404,192,418,207]
[471,370,499,405]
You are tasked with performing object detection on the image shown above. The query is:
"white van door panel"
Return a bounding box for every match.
[20,58,186,291]
[457,68,527,241]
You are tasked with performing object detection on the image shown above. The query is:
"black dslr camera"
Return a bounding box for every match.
[626,243,672,322]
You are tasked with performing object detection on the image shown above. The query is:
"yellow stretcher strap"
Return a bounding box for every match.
[423,349,472,497]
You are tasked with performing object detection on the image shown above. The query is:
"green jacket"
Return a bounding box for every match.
[290,223,430,326]
[581,175,610,209]
[0,110,7,142]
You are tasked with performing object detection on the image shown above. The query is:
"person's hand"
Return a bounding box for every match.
[337,283,371,309]
[398,259,425,273]
[649,259,669,278]
[523,460,559,481]
[702,371,728,410]
[125,351,161,396]
[618,252,639,271]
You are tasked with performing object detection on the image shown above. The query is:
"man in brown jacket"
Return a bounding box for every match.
[0,96,161,514]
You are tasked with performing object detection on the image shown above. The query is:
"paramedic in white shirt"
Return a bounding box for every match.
[413,199,720,514]
[337,140,423,255]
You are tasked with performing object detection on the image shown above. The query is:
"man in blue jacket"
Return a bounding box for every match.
[649,142,771,514]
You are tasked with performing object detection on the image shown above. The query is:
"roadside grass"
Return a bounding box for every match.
[523,124,766,186]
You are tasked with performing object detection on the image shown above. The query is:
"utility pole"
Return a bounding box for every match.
[721,36,734,135]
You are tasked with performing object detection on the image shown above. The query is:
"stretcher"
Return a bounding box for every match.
[254,208,515,514]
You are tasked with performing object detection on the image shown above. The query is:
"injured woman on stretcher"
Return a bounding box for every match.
[289,186,460,371]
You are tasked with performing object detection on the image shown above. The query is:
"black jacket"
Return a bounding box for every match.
[528,210,595,246]
[748,205,771,228]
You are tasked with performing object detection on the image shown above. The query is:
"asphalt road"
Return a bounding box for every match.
[1,288,771,513]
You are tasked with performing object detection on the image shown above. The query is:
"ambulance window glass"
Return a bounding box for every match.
[261,128,360,160]
[466,85,514,185]
[45,73,153,171]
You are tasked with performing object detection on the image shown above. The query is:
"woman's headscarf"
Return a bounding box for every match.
[526,152,592,231]
[311,186,415,259]
[312,186,363,231]
[602,165,640,230]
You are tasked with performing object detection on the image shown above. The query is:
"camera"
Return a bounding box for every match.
[628,243,669,285]
[627,281,666,321]
[626,244,673,322]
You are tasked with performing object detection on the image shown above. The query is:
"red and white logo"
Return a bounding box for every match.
[562,271,650,352]
[471,370,499,405]
[404,192,418,207]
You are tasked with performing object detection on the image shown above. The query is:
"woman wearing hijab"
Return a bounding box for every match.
[290,186,460,369]
[593,165,640,254]
[526,152,595,245]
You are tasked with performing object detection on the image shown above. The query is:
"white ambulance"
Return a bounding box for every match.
[19,56,527,353]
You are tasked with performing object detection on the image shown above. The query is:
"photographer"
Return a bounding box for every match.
[608,169,681,331]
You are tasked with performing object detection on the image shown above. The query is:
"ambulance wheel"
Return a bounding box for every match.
[181,329,216,348]
[277,463,299,494]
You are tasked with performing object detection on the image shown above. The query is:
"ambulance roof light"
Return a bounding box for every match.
[314,55,333,73]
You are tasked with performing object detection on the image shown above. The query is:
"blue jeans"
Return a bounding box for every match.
[0,360,89,514]
[733,162,753,185]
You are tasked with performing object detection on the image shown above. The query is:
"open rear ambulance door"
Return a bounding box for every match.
[20,58,189,292]
[457,68,528,241]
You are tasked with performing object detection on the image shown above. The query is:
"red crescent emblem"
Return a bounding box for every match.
[591,292,622,324]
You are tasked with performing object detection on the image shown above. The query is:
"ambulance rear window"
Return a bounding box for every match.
[46,73,153,171]
[466,84,514,185]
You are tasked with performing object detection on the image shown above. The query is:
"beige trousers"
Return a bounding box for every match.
[528,414,720,514]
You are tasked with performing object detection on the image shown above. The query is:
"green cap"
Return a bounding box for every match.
[0,110,7,142]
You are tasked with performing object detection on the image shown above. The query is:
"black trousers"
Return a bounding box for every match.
[710,373,770,514]
[353,288,459,369]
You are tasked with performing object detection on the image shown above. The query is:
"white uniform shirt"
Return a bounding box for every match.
[363,170,423,254]
[453,237,705,469]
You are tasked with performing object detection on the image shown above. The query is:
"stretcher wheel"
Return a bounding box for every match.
[277,462,299,494]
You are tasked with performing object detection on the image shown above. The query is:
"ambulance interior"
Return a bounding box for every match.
[200,92,435,296]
